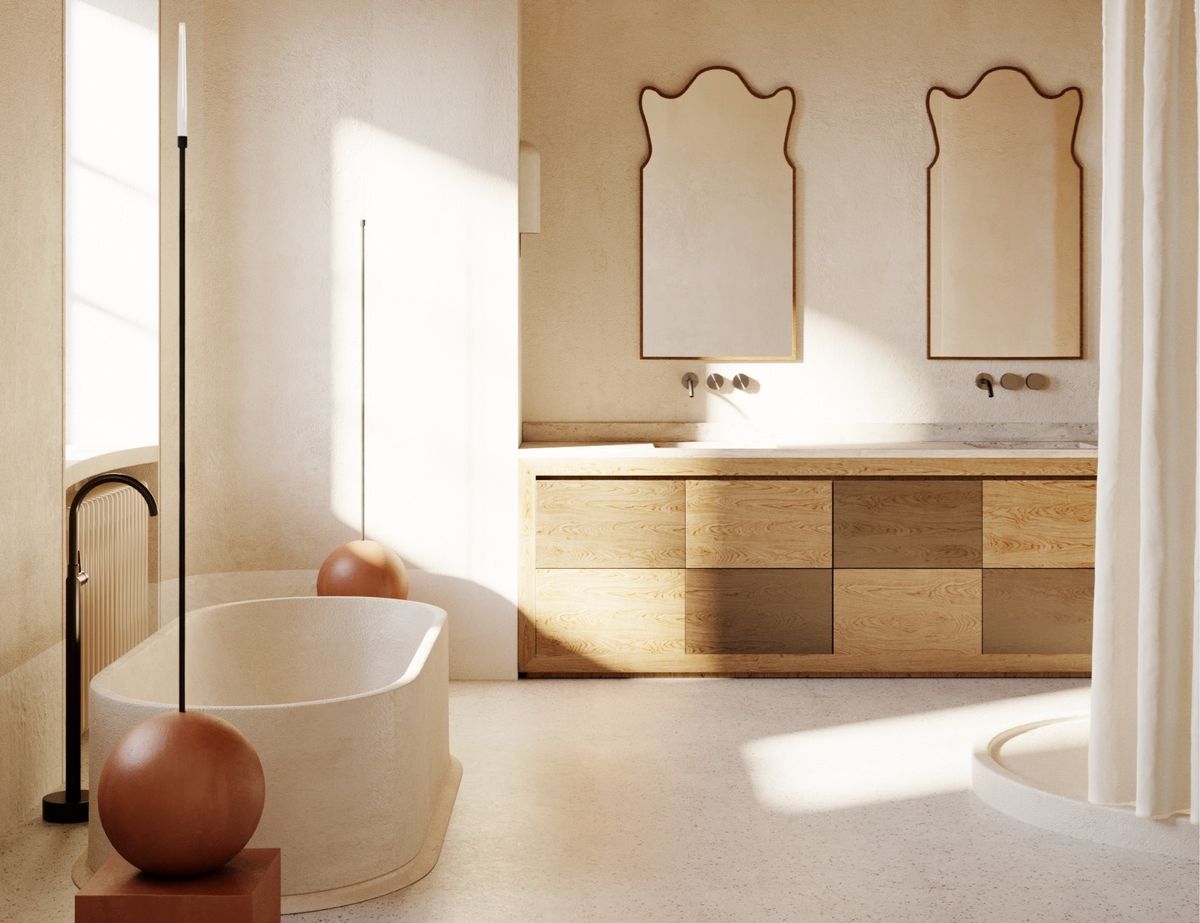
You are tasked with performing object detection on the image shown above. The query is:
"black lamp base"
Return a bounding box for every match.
[42,790,88,824]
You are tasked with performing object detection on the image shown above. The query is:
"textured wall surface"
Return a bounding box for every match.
[158,0,519,678]
[520,0,1101,434]
[0,646,64,834]
[0,0,65,831]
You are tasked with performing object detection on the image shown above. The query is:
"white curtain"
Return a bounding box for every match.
[1090,0,1199,822]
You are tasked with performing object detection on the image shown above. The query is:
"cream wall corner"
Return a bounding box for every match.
[0,646,64,834]
[0,0,65,832]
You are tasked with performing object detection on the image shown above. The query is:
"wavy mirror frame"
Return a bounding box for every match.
[639,66,798,361]
[926,65,1084,360]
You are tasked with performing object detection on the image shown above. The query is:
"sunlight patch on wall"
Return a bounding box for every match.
[330,116,517,577]
[65,0,158,455]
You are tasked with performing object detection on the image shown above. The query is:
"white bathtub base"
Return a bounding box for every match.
[283,755,462,915]
[72,756,463,914]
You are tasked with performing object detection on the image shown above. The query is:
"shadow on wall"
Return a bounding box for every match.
[407,572,521,682]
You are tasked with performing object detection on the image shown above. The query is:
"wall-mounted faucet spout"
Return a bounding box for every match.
[975,373,995,398]
[681,372,699,398]
[43,472,157,824]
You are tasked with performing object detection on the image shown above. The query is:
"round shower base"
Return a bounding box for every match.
[971,716,1197,859]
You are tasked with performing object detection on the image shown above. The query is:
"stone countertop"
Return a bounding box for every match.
[518,441,1098,478]
[519,439,1097,459]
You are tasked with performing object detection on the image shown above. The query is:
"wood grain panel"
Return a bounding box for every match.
[521,651,1087,676]
[536,479,684,568]
[518,465,539,669]
[983,569,1094,654]
[684,569,832,654]
[686,479,832,568]
[834,569,982,655]
[983,479,1096,567]
[534,569,684,660]
[834,480,982,567]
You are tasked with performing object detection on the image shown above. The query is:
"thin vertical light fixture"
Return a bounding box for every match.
[177,21,188,713]
[360,218,366,542]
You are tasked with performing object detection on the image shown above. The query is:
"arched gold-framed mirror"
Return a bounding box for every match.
[640,66,797,360]
[927,66,1083,359]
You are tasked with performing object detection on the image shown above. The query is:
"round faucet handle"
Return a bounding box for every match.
[706,373,726,392]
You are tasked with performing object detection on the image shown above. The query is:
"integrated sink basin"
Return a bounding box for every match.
[646,440,1097,455]
[963,440,1097,450]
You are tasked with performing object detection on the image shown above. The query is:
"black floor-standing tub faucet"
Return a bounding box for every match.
[42,472,158,824]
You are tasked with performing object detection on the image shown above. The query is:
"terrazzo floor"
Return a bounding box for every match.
[2,678,1196,922]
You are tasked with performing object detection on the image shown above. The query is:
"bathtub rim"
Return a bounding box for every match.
[89,595,448,712]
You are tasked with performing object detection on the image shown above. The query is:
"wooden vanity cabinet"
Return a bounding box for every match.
[520,455,1096,677]
[535,479,685,568]
[685,479,832,568]
[834,480,981,568]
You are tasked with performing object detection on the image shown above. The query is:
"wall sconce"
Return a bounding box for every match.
[519,141,541,235]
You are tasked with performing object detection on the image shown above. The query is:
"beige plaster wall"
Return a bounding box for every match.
[0,0,65,831]
[159,0,519,678]
[520,0,1101,435]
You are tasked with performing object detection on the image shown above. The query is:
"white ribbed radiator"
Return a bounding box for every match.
[77,483,153,729]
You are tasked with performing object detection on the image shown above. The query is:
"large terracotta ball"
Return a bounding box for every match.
[317,539,409,599]
[97,711,265,878]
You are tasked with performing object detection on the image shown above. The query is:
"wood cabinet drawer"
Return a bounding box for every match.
[983,569,1094,653]
[834,569,982,655]
[685,479,832,568]
[533,569,684,659]
[536,479,685,568]
[684,569,832,654]
[834,480,982,567]
[983,479,1095,568]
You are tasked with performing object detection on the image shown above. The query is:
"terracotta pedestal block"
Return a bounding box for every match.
[76,848,280,923]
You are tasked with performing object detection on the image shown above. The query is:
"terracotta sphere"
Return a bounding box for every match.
[317,539,409,599]
[97,711,266,878]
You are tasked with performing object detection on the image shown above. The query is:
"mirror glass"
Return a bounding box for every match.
[927,67,1082,358]
[640,67,796,360]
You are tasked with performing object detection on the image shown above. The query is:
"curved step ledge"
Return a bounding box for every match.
[74,756,463,915]
[972,717,1197,859]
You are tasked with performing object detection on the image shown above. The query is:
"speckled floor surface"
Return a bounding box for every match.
[2,679,1196,922]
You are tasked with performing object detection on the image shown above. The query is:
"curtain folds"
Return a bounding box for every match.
[1090,0,1199,822]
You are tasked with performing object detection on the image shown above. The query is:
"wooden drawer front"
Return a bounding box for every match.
[834,569,982,655]
[834,480,982,568]
[983,480,1095,568]
[983,569,1094,654]
[534,569,684,658]
[685,479,832,568]
[536,479,685,568]
[685,569,832,654]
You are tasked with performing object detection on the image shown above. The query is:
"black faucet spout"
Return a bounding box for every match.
[44,473,158,824]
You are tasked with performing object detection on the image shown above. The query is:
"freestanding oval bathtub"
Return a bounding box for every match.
[79,596,461,914]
